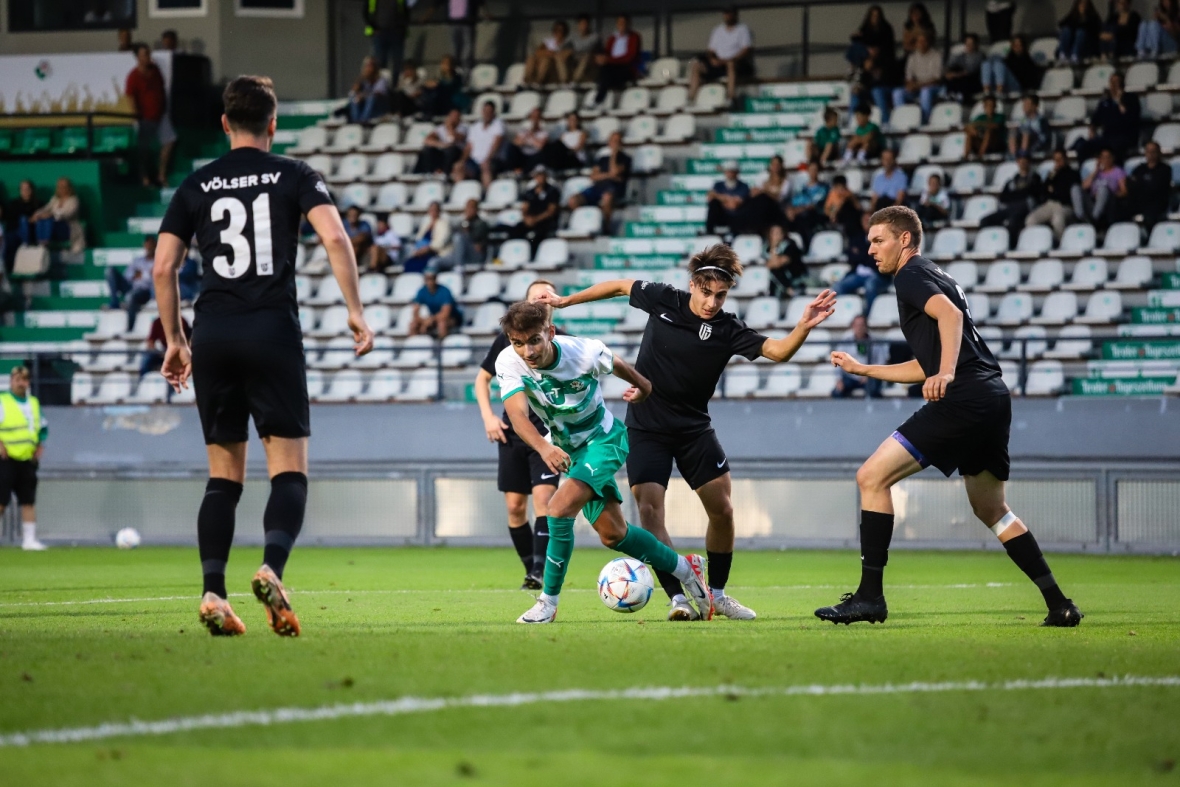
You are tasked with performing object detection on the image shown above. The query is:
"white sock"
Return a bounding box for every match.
[857,149,867,162]
[842,149,852,162]
[540,592,559,605]
[672,556,693,583]
[672,593,688,605]
[711,588,726,599]
[22,522,36,543]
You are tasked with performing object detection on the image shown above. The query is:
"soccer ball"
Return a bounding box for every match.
[597,557,654,613]
[115,527,141,550]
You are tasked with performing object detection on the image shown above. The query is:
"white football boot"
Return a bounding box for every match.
[516,594,558,624]
[678,554,714,621]
[712,592,757,620]
[667,595,700,621]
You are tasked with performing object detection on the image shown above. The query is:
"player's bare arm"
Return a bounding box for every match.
[832,354,925,384]
[307,204,374,356]
[152,231,192,393]
[503,392,569,474]
[922,293,963,402]
[761,289,836,363]
[473,368,508,443]
[534,279,636,309]
[610,354,651,404]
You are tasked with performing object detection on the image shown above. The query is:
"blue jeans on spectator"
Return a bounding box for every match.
[178,257,201,302]
[18,216,69,246]
[370,28,406,77]
[106,268,153,332]
[891,85,942,124]
[832,369,883,399]
[834,270,890,310]
[870,85,893,124]
[1057,27,1091,61]
[980,56,1022,93]
[1137,19,1180,57]
[846,41,870,69]
[348,91,391,123]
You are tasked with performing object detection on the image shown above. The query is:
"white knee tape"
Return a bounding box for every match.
[990,510,1018,538]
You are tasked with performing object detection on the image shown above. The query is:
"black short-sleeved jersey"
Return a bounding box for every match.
[159,147,334,345]
[626,281,767,434]
[480,331,549,436]
[894,255,1007,400]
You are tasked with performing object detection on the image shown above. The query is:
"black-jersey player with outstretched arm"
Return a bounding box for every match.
[815,206,1082,627]
[153,75,374,637]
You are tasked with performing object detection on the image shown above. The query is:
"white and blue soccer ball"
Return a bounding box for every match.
[115,527,141,550]
[597,557,654,613]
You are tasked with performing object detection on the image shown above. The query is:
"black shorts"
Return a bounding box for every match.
[0,458,38,505]
[697,54,755,82]
[497,428,560,494]
[191,340,310,445]
[626,427,729,491]
[894,393,1012,481]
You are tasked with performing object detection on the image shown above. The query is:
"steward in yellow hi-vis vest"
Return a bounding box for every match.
[0,366,48,550]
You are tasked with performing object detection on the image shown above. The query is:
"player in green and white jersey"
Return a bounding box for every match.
[495,301,713,624]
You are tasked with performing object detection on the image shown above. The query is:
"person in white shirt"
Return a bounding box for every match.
[453,100,504,189]
[689,7,754,103]
[916,173,951,227]
[416,108,467,175]
[368,215,402,272]
[524,19,573,86]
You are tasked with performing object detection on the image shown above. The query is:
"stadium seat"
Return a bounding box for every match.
[396,122,434,152]
[359,273,388,304]
[1001,325,1047,360]
[89,372,133,404]
[1044,324,1093,359]
[340,183,372,209]
[392,335,435,369]
[867,296,899,328]
[1024,360,1064,396]
[1098,222,1142,256]
[462,270,502,304]
[731,234,765,264]
[366,152,406,183]
[613,87,651,117]
[309,276,343,306]
[652,85,689,116]
[1153,123,1180,153]
[468,92,503,119]
[689,83,727,113]
[389,304,416,336]
[299,306,316,333]
[998,360,1020,392]
[328,153,368,184]
[1039,67,1075,96]
[470,302,508,334]
[796,366,838,398]
[926,102,962,131]
[827,295,864,329]
[325,124,364,154]
[965,227,1009,259]
[128,374,169,404]
[633,144,666,175]
[85,310,127,342]
[481,178,518,211]
[359,122,401,153]
[623,114,658,144]
[389,212,415,238]
[929,228,967,260]
[468,64,498,91]
[897,134,932,165]
[497,239,532,271]
[503,90,541,121]
[743,297,780,329]
[396,368,440,401]
[818,262,851,285]
[1075,290,1123,324]
[1030,291,1079,325]
[355,369,403,401]
[1063,257,1108,290]
[495,207,523,227]
[558,206,603,238]
[954,195,998,228]
[373,182,408,211]
[305,370,326,401]
[590,116,621,143]
[1050,95,1087,125]
[353,336,397,368]
[1029,36,1058,64]
[986,161,1019,194]
[977,261,1021,294]
[753,364,803,398]
[791,328,831,363]
[1077,63,1115,95]
[441,334,473,367]
[619,306,649,333]
[945,260,979,289]
[910,164,945,195]
[289,126,327,155]
[446,179,483,212]
[410,181,445,211]
[1108,256,1153,290]
[889,104,922,133]
[1018,259,1065,292]
[1143,92,1175,121]
[313,336,358,370]
[640,57,681,87]
[389,272,425,305]
[581,88,613,117]
[804,230,844,262]
[993,292,1032,326]
[532,238,569,270]
[500,63,526,92]
[933,132,966,163]
[89,339,131,372]
[71,372,95,404]
[366,304,393,333]
[1009,225,1054,259]
[314,306,350,337]
[317,370,364,402]
[542,89,578,120]
[722,365,761,398]
[1057,224,1097,257]
[655,112,696,143]
[1142,221,1180,254]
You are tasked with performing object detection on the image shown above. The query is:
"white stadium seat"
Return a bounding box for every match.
[945,260,979,289]
[1143,221,1180,254]
[325,124,364,154]
[976,260,1021,293]
[482,179,519,210]
[804,230,844,262]
[289,126,327,155]
[397,368,440,401]
[558,206,603,238]
[1018,259,1065,292]
[542,89,578,120]
[655,113,696,143]
[355,369,403,402]
[1030,291,1079,325]
[393,335,435,369]
[1001,325,1047,360]
[373,182,408,211]
[1024,360,1065,396]
[441,334,474,367]
[926,102,962,131]
[1108,256,1153,290]
[722,365,761,398]
[954,195,998,228]
[653,85,689,116]
[462,270,502,304]
[1044,325,1093,359]
[796,366,838,398]
[1063,257,1108,290]
[1009,225,1054,259]
[1057,224,1096,257]
[446,179,483,212]
[1075,290,1123,324]
[359,122,401,153]
[993,293,1033,326]
[640,57,681,87]
[753,365,803,398]
[366,152,406,182]
[965,227,1009,259]
[743,297,781,330]
[897,134,932,165]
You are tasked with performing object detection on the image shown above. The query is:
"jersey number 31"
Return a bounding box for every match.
[211,194,273,279]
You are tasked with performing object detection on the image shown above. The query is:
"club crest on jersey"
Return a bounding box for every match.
[699,324,712,341]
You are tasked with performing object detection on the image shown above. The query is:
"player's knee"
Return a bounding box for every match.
[972,501,1008,527]
[505,498,527,520]
[597,522,627,548]
[636,499,663,526]
[855,463,885,492]
[707,498,734,524]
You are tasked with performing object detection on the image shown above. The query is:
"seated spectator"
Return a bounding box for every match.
[541,112,587,172]
[964,94,1006,158]
[5,180,39,273]
[1058,0,1103,63]
[1137,0,1180,59]
[506,166,562,252]
[405,202,451,273]
[980,34,1043,95]
[1101,0,1142,59]
[705,161,750,236]
[390,59,425,118]
[869,149,908,211]
[453,101,505,189]
[1081,147,1128,227]
[855,43,899,125]
[834,213,891,309]
[1071,73,1140,160]
[943,33,983,101]
[141,314,192,398]
[689,6,754,104]
[409,269,462,338]
[902,3,938,54]
[981,154,1042,232]
[915,173,951,227]
[842,106,883,164]
[441,198,490,270]
[1128,141,1173,228]
[126,43,175,188]
[892,31,943,124]
[1010,94,1049,158]
[416,109,467,176]
[786,161,829,241]
[593,15,641,105]
[504,107,550,176]
[846,5,896,74]
[739,155,791,231]
[765,224,808,298]
[178,247,201,304]
[832,315,889,398]
[823,175,862,238]
[27,178,84,253]
[525,20,573,86]
[1026,148,1085,240]
[568,130,630,230]
[107,235,155,332]
[343,206,373,259]
[809,108,842,166]
[368,215,402,272]
[569,15,601,84]
[422,55,469,116]
[346,56,391,123]
[159,29,180,53]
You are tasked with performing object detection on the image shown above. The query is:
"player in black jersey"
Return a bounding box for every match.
[153,76,374,637]
[815,206,1083,628]
[536,245,835,620]
[474,279,562,590]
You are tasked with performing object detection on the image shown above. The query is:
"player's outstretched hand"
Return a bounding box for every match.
[830,351,866,376]
[540,444,572,476]
[161,344,192,393]
[349,311,375,356]
[923,372,955,402]
[483,414,508,444]
[531,291,568,309]
[622,385,649,404]
[799,289,837,329]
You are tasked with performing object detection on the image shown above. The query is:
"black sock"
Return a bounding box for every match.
[656,568,683,600]
[1003,531,1068,609]
[198,477,243,598]
[856,510,894,599]
[262,472,308,580]
[532,516,549,574]
[707,550,733,591]
[509,521,534,571]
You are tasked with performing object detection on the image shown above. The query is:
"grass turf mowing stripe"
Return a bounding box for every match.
[2,676,1176,748]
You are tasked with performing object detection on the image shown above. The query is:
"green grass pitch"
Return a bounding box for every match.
[0,546,1177,786]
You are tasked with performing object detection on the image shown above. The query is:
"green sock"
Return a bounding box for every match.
[542,516,576,596]
[614,524,680,574]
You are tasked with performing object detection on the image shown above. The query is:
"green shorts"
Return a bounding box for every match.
[563,421,629,524]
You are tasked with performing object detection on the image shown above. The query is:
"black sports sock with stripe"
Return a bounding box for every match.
[262,472,308,580]
[532,516,549,574]
[509,522,534,571]
[198,477,243,598]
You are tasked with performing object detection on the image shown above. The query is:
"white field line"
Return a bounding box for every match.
[0,584,1014,609]
[1,675,1177,748]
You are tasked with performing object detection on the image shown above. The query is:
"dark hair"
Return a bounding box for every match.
[133,43,151,56]
[823,107,838,122]
[223,75,277,136]
[162,29,178,41]
[964,32,979,44]
[832,175,848,187]
[577,13,591,23]
[1023,92,1040,107]
[688,244,744,287]
[869,205,923,250]
[554,20,569,35]
[500,301,551,335]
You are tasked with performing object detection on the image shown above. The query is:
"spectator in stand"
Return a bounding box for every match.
[116,27,133,51]
[125,43,176,188]
[1128,141,1173,229]
[964,94,1007,158]
[447,0,481,74]
[506,166,562,252]
[409,268,462,338]
[405,202,452,273]
[141,314,192,397]
[416,109,467,176]
[765,224,808,298]
[568,130,630,230]
[846,5,896,74]
[823,175,862,238]
[5,180,39,273]
[1010,94,1049,158]
[366,0,411,77]
[390,59,425,117]
[857,42,900,125]
[1138,0,1180,58]
[347,56,391,123]
[705,161,750,236]
[343,206,373,260]
[525,20,573,87]
[159,29,180,52]
[504,107,549,176]
[843,106,883,164]
[1101,0,1142,59]
[980,34,1042,95]
[422,55,469,116]
[453,101,505,189]
[740,155,791,231]
[916,172,951,228]
[892,32,943,124]
[832,315,889,398]
[1026,148,1084,240]
[981,154,1042,232]
[592,15,641,105]
[107,235,155,332]
[1058,0,1103,63]
[541,112,587,171]
[368,216,402,272]
[1081,147,1128,227]
[901,3,937,54]
[27,178,84,253]
[869,149,908,211]
[943,33,984,101]
[809,108,842,166]
[689,7,754,105]
[441,198,490,269]
[569,15,601,84]
[834,213,891,310]
[1070,72,1141,160]
[786,161,829,241]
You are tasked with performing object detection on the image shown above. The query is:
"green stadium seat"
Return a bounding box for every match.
[50,127,91,155]
[0,129,13,154]
[92,126,134,154]
[10,128,53,156]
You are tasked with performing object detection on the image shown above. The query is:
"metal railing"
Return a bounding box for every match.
[0,111,138,159]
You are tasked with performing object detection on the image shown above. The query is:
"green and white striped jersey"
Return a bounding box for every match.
[495,335,617,451]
